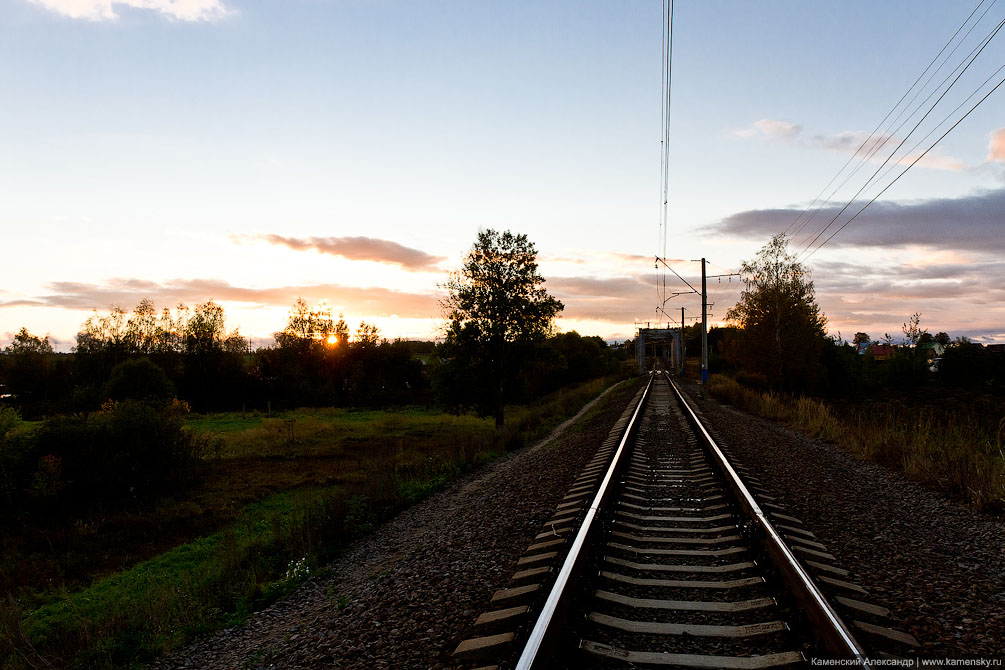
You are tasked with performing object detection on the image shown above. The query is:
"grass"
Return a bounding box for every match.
[707,374,1005,514]
[1,374,627,670]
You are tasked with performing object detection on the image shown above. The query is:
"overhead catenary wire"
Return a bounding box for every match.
[792,1,1004,245]
[656,0,674,310]
[784,0,992,239]
[797,13,1005,258]
[803,69,1005,260]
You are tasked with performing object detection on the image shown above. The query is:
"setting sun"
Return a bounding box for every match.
[326,335,338,345]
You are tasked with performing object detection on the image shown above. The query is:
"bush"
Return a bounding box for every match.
[32,399,209,509]
[938,343,992,390]
[0,408,36,510]
[102,359,175,406]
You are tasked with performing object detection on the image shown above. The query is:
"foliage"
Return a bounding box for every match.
[3,399,209,513]
[901,312,927,346]
[0,328,59,416]
[0,408,35,508]
[1,376,631,670]
[938,341,1003,391]
[724,234,827,392]
[439,229,564,426]
[101,358,175,406]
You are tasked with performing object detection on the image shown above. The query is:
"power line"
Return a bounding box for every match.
[795,0,1003,243]
[656,0,674,310]
[868,60,1005,191]
[798,14,1005,258]
[804,70,1005,259]
[784,0,993,241]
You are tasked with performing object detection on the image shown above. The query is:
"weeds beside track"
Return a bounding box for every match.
[707,374,1005,514]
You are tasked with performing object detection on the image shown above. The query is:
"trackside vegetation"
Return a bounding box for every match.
[1,375,630,669]
[708,375,1005,513]
[708,235,1005,515]
[0,229,632,668]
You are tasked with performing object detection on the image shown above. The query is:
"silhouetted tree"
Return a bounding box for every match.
[1,328,56,414]
[724,234,827,391]
[439,229,563,427]
[102,358,175,406]
[853,332,871,346]
[902,312,927,346]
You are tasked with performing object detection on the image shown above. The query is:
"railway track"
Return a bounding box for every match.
[453,371,918,669]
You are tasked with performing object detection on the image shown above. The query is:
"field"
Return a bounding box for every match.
[1,375,621,670]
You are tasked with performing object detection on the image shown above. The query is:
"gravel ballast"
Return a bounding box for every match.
[149,379,645,670]
[677,380,1005,658]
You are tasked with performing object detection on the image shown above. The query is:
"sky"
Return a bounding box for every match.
[1,0,1004,350]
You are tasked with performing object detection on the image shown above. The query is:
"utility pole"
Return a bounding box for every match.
[701,257,708,385]
[680,306,685,376]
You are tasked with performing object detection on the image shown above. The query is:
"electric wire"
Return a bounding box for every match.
[797,14,1005,258]
[804,70,1005,259]
[793,0,1003,244]
[783,0,991,239]
[869,60,1005,192]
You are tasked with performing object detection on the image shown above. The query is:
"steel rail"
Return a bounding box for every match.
[664,372,869,661]
[514,372,656,670]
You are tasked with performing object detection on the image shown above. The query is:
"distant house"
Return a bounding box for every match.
[988,344,1005,355]
[916,342,945,361]
[867,343,894,361]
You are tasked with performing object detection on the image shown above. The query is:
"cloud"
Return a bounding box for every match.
[25,0,230,21]
[243,234,446,271]
[988,128,1005,162]
[732,118,964,171]
[547,274,682,321]
[709,187,1005,252]
[733,119,802,140]
[0,278,441,319]
[806,256,1005,342]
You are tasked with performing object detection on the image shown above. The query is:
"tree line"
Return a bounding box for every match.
[711,233,1004,397]
[1,229,627,516]
[2,298,623,420]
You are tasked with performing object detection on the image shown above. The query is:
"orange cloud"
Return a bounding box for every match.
[0,278,441,319]
[243,234,446,271]
[988,128,1005,162]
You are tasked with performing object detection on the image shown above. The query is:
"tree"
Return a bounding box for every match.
[1,328,56,411]
[724,234,827,391]
[853,332,871,346]
[354,321,381,346]
[276,298,336,350]
[440,229,563,427]
[902,312,927,346]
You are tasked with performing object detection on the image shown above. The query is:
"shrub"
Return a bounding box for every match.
[102,359,175,406]
[0,408,36,511]
[938,343,992,390]
[33,399,210,508]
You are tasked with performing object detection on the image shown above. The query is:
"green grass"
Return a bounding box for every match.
[707,374,1005,513]
[2,375,627,670]
[9,489,354,669]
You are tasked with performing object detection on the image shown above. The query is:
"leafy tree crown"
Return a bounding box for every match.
[441,229,563,345]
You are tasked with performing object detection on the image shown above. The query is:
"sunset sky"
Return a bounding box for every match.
[2,0,1004,350]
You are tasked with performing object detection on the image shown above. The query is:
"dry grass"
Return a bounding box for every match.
[708,374,1005,513]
